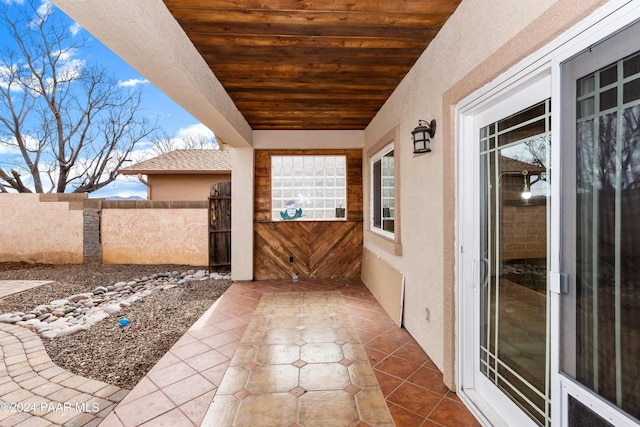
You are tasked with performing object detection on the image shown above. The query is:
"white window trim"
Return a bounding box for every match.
[370,141,395,240]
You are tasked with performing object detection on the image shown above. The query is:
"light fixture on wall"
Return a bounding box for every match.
[521,170,532,200]
[411,119,437,154]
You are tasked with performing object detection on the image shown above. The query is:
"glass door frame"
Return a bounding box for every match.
[456,2,640,426]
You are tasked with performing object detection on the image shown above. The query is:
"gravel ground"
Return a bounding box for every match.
[0,262,231,389]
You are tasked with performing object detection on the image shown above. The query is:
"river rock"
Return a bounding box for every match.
[68,293,92,303]
[0,313,21,324]
[50,299,70,307]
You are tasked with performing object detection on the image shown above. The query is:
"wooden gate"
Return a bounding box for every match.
[209,181,231,272]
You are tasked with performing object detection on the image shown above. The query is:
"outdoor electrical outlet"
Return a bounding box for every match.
[289,256,294,263]
[425,308,430,323]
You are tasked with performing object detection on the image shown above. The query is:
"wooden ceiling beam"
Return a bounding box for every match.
[187,33,435,50]
[178,21,443,39]
[170,9,451,28]
[164,0,460,15]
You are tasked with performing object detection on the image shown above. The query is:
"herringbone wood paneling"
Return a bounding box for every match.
[254,149,363,280]
[254,221,362,280]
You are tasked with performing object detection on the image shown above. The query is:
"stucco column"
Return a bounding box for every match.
[231,147,255,280]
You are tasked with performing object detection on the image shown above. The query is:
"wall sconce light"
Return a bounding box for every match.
[411,119,437,154]
[521,170,532,200]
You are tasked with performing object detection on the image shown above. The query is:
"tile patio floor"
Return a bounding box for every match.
[101,279,481,427]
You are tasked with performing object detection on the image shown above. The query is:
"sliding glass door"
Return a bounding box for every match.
[479,100,551,426]
[561,19,640,424]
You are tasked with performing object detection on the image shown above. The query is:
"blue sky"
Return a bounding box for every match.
[0,0,217,199]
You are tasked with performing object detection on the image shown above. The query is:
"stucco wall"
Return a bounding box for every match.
[0,194,83,264]
[362,0,605,387]
[148,174,231,201]
[101,208,208,266]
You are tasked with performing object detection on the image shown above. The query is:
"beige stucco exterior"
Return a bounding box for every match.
[101,208,208,266]
[0,194,83,264]
[147,174,231,201]
[362,0,606,387]
[50,0,614,395]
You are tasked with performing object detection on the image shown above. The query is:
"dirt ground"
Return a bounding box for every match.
[0,262,231,389]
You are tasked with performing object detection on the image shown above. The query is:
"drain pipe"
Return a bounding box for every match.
[137,173,150,200]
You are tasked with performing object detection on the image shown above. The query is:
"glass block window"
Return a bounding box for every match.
[271,155,347,221]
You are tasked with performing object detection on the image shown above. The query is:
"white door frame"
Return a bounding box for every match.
[456,1,640,426]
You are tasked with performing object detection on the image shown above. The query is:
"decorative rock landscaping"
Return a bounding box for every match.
[0,269,229,339]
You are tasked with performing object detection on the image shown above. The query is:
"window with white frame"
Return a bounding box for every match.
[371,143,395,236]
[271,155,347,221]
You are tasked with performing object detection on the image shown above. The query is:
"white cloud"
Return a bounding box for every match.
[69,22,82,36]
[0,144,20,155]
[118,78,149,88]
[28,0,53,27]
[176,123,215,140]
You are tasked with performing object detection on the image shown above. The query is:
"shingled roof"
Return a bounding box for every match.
[119,149,231,175]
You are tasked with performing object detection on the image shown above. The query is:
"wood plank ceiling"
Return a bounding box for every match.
[162,0,462,130]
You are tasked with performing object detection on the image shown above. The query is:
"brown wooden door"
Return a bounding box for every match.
[209,181,231,272]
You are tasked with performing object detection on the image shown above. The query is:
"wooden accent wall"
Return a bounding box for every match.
[254,149,363,280]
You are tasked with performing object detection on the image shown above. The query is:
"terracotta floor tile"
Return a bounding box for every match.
[301,326,339,343]
[246,364,299,393]
[348,362,381,389]
[149,351,181,371]
[200,331,240,349]
[299,363,351,391]
[116,377,158,405]
[374,355,421,380]
[184,349,228,372]
[227,324,248,338]
[378,327,413,345]
[355,388,395,426]
[373,370,403,397]
[341,342,368,363]
[298,390,359,427]
[179,389,216,425]
[138,407,195,427]
[387,382,443,417]
[429,395,482,427]
[199,361,230,387]
[201,394,239,426]
[262,328,301,345]
[162,374,214,406]
[169,341,212,361]
[186,325,223,341]
[387,401,429,427]
[255,344,300,365]
[216,366,250,395]
[365,335,404,355]
[356,329,378,345]
[216,340,241,358]
[234,393,297,427]
[300,342,344,363]
[407,366,450,396]
[113,390,174,427]
[392,342,431,365]
[364,346,387,366]
[228,344,258,367]
[147,362,197,389]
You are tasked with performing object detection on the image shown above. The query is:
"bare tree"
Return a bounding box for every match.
[150,130,218,156]
[0,0,156,193]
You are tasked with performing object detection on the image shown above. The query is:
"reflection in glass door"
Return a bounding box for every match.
[561,44,640,423]
[479,99,551,426]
